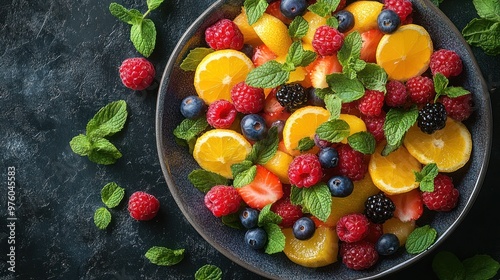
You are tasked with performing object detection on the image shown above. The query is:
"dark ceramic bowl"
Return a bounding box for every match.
[156,0,492,278]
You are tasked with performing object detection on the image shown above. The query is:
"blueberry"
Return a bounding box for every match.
[280,0,308,19]
[327,175,354,197]
[375,233,400,256]
[180,95,207,119]
[377,9,401,34]
[292,217,316,240]
[239,208,259,229]
[335,10,355,33]
[240,114,267,141]
[318,147,339,168]
[240,44,254,59]
[314,134,332,149]
[245,228,268,250]
[307,88,326,107]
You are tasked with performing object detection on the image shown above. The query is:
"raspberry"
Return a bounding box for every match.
[276,83,308,111]
[205,19,244,50]
[363,222,383,244]
[406,76,435,105]
[385,80,407,107]
[128,191,160,221]
[336,213,370,243]
[417,102,447,134]
[341,101,362,117]
[358,90,385,117]
[206,100,237,128]
[312,25,344,56]
[333,144,368,181]
[230,82,265,114]
[362,111,386,142]
[383,0,413,22]
[342,240,379,270]
[119,57,155,91]
[422,174,459,211]
[204,185,242,217]
[364,193,395,224]
[439,94,473,121]
[430,49,463,78]
[271,197,303,228]
[288,153,323,188]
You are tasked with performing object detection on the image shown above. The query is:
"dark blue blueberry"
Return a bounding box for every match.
[271,120,285,139]
[280,0,308,19]
[375,233,400,255]
[327,175,354,197]
[239,208,259,229]
[377,9,401,34]
[240,44,254,59]
[318,147,339,168]
[292,217,316,240]
[335,10,355,33]
[314,134,332,149]
[240,114,268,141]
[180,95,207,119]
[245,228,268,250]
[307,88,326,107]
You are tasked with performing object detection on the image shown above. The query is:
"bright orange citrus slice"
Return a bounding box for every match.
[403,118,472,172]
[233,10,263,46]
[194,49,254,104]
[262,150,294,184]
[339,114,366,143]
[344,1,384,33]
[251,13,292,57]
[302,11,328,46]
[192,129,252,178]
[376,24,433,81]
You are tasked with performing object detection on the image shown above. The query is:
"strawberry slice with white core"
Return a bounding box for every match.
[387,189,424,222]
[237,165,284,209]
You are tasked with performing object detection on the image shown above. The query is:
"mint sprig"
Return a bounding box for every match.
[288,16,309,39]
[145,246,185,266]
[316,119,350,143]
[415,163,439,192]
[258,204,283,226]
[308,0,341,17]
[433,73,470,102]
[244,0,269,25]
[195,264,223,280]
[382,106,418,155]
[462,0,500,56]
[432,251,500,280]
[347,132,376,155]
[263,223,286,254]
[290,184,332,222]
[406,225,437,254]
[296,137,316,152]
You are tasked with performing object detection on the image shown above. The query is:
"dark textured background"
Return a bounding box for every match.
[0,0,498,279]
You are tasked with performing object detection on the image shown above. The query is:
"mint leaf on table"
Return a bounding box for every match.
[308,0,341,17]
[382,106,418,155]
[263,223,286,254]
[94,207,112,230]
[87,138,123,165]
[86,100,128,139]
[288,16,309,39]
[348,132,376,155]
[432,251,466,280]
[473,0,500,22]
[145,246,185,266]
[463,254,500,279]
[244,0,268,25]
[146,0,164,10]
[430,0,444,7]
[188,169,229,193]
[101,182,125,208]
[195,264,223,280]
[432,251,500,280]
[415,163,438,192]
[69,134,91,156]
[180,48,214,71]
[405,225,437,254]
[462,0,500,56]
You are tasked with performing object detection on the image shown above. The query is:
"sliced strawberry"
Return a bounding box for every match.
[261,89,290,127]
[237,165,284,209]
[387,189,424,222]
[306,55,342,89]
[360,29,384,63]
[265,1,292,25]
[252,44,278,67]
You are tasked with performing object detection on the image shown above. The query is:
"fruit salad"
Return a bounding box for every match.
[173,0,474,272]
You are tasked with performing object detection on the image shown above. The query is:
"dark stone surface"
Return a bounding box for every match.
[0,0,498,279]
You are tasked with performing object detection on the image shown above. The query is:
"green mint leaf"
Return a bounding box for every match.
[101,182,125,208]
[145,246,185,266]
[297,137,316,152]
[247,126,279,164]
[473,0,500,22]
[188,169,230,193]
[348,132,376,154]
[384,106,419,148]
[316,119,350,143]
[288,16,309,39]
[290,186,304,205]
[94,207,112,230]
[130,18,156,57]
[146,0,164,11]
[263,223,286,254]
[233,165,257,188]
[405,225,437,254]
[462,18,500,56]
[246,60,290,88]
[430,0,444,6]
[299,183,332,222]
[326,17,339,28]
[86,100,128,139]
[324,94,342,120]
[195,264,223,280]
[432,251,466,280]
[463,254,500,280]
[381,142,402,156]
[180,48,214,71]
[231,160,254,178]
[357,63,388,93]
[173,117,209,141]
[286,41,316,68]
[308,0,341,17]
[338,31,363,68]
[415,163,438,192]
[434,73,449,96]
[70,134,91,156]
[88,138,122,165]
[443,87,471,98]
[326,73,365,102]
[222,213,244,229]
[258,204,282,227]
[244,0,269,25]
[109,3,142,24]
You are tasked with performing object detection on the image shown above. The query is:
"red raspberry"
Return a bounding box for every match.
[312,25,344,56]
[119,57,155,91]
[358,90,385,117]
[430,49,463,78]
[128,191,160,221]
[206,100,237,128]
[336,213,370,243]
[385,80,407,107]
[205,19,244,51]
[230,82,265,114]
[271,197,303,228]
[342,240,379,270]
[406,76,435,105]
[288,153,323,188]
[363,222,383,244]
[439,94,474,121]
[204,185,242,217]
[362,111,386,142]
[383,0,413,22]
[422,174,459,211]
[334,144,368,181]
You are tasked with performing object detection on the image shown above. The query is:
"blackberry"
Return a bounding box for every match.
[417,102,447,134]
[364,193,395,224]
[276,84,308,111]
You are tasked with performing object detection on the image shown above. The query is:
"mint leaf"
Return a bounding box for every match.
[326,17,339,29]
[146,0,164,11]
[130,18,156,57]
[297,137,316,152]
[383,106,418,152]
[101,182,125,208]
[109,3,142,24]
[195,264,223,280]
[308,0,341,17]
[348,132,376,154]
[258,204,282,226]
[430,0,444,6]
[246,60,290,88]
[434,73,449,95]
[462,18,500,56]
[244,0,268,25]
[233,165,257,188]
[290,186,304,205]
[231,160,254,178]
[463,254,500,279]
[443,87,470,98]
[338,31,363,68]
[145,246,185,266]
[432,251,466,280]
[173,117,209,141]
[415,163,438,192]
[324,94,342,120]
[70,134,91,156]
[94,207,112,230]
[188,169,230,193]
[326,73,365,102]
[247,126,279,164]
[357,63,388,93]
[180,48,214,71]
[288,16,309,39]
[299,183,332,222]
[316,119,350,143]
[86,100,128,139]
[406,225,437,254]
[263,223,286,254]
[88,138,122,165]
[222,213,243,229]
[473,0,500,22]
[286,41,316,68]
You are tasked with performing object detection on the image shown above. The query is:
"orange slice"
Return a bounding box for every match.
[403,118,472,172]
[344,1,384,33]
[383,217,416,245]
[339,114,366,143]
[302,11,328,46]
[376,24,433,81]
[251,13,292,57]
[194,49,254,104]
[233,10,263,46]
[262,150,294,184]
[193,129,252,178]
